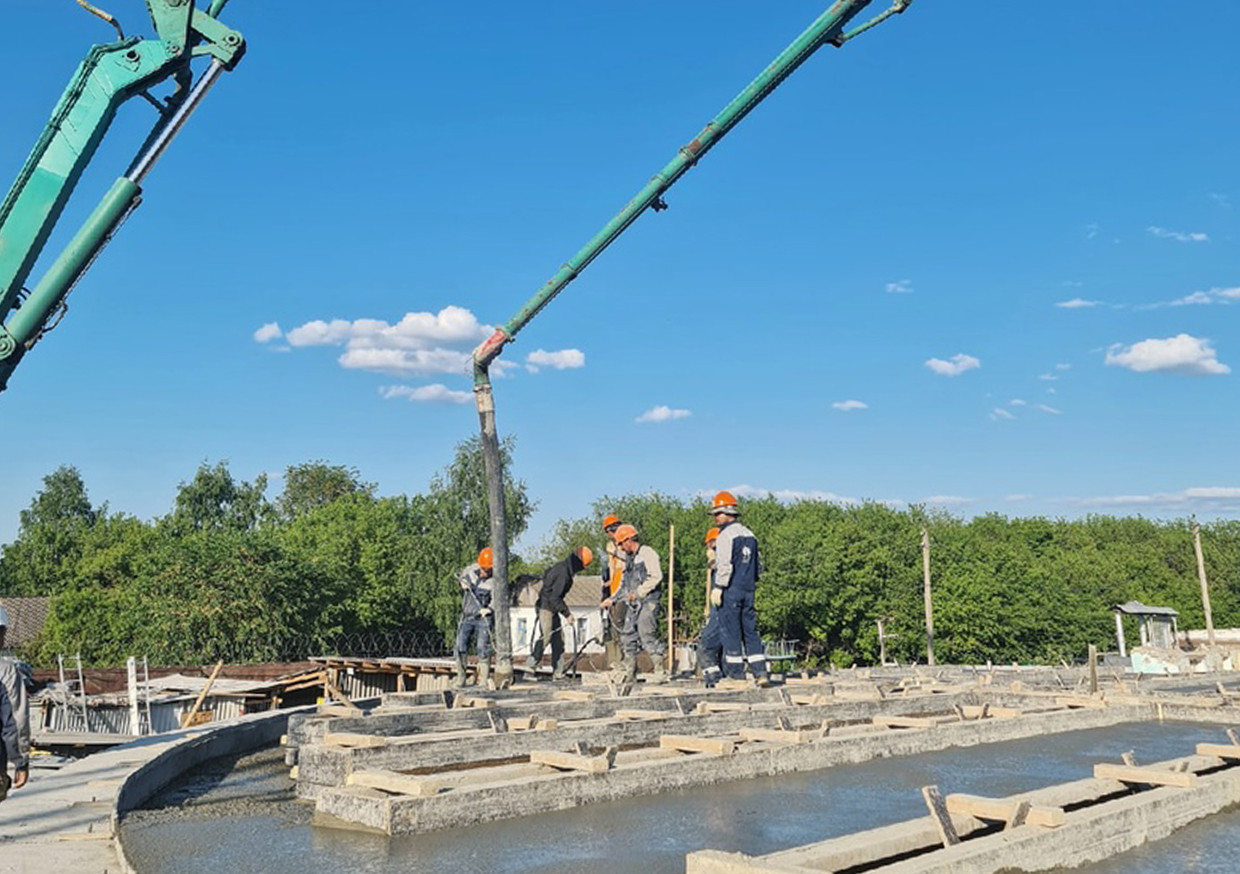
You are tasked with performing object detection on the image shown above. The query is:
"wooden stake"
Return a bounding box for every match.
[180,660,224,729]
[921,785,960,846]
[922,527,935,666]
[1088,644,1098,694]
[667,522,675,670]
[1193,518,1216,647]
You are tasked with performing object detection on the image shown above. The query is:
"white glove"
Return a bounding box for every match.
[480,607,493,618]
[710,587,723,608]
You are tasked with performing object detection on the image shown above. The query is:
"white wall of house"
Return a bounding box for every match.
[510,606,606,656]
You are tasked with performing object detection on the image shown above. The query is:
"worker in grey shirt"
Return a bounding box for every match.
[0,606,31,801]
[601,525,667,684]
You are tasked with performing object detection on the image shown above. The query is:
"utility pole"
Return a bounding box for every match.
[667,523,676,671]
[921,527,935,666]
[1192,517,1216,647]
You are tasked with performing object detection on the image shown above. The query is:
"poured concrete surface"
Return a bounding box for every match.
[119,721,1236,874]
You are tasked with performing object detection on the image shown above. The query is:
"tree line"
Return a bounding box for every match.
[4,447,1237,668]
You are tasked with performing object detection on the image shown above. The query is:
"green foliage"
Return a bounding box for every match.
[5,438,534,666]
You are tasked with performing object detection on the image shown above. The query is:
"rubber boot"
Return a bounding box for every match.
[648,659,668,684]
[451,654,467,689]
[477,660,491,689]
[624,656,638,684]
[551,658,566,681]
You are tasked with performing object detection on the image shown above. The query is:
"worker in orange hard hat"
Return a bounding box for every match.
[453,548,495,689]
[600,514,628,669]
[698,527,725,688]
[601,524,667,685]
[708,491,769,686]
[533,546,594,679]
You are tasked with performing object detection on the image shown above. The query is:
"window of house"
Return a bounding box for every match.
[516,618,528,648]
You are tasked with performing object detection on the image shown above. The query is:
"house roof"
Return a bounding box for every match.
[514,575,604,609]
[1114,600,1179,617]
[0,596,50,647]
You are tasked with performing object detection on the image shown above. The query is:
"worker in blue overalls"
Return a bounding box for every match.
[454,548,495,688]
[698,527,724,688]
[708,491,769,686]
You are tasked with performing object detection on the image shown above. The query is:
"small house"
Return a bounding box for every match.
[510,574,608,660]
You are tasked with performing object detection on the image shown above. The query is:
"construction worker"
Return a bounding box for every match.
[599,514,627,667]
[0,606,31,802]
[535,546,594,679]
[601,525,667,684]
[709,491,769,685]
[454,548,495,689]
[698,528,724,688]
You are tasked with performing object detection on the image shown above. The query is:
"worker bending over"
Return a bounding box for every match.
[535,546,594,679]
[454,548,495,688]
[709,492,769,686]
[602,525,667,684]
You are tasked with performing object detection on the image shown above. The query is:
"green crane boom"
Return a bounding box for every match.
[0,0,245,393]
[471,0,914,687]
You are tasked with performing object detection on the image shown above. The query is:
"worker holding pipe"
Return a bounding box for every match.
[0,607,31,802]
[709,492,770,686]
[454,548,495,689]
[600,514,627,668]
[698,527,724,688]
[534,546,594,679]
[602,525,667,684]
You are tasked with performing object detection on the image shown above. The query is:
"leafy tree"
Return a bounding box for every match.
[165,461,270,534]
[0,465,98,596]
[277,461,373,520]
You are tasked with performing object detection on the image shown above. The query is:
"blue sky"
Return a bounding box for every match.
[1,1,1237,549]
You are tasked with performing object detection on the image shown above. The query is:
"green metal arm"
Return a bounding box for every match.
[0,1,244,392]
[470,0,914,687]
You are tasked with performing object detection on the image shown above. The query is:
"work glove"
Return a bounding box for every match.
[561,610,572,620]
[710,587,723,608]
[480,607,493,618]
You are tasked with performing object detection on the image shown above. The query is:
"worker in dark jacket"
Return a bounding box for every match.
[698,527,724,688]
[0,607,31,802]
[535,546,594,679]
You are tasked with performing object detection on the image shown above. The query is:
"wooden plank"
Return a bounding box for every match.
[615,709,670,720]
[324,732,388,749]
[738,726,825,745]
[921,785,960,846]
[530,748,615,773]
[694,701,752,714]
[945,793,1065,828]
[1093,763,1198,787]
[553,691,595,702]
[1055,695,1106,709]
[453,696,494,709]
[348,769,443,797]
[180,660,224,729]
[789,693,831,706]
[1196,742,1240,759]
[873,715,940,730]
[660,734,736,756]
[318,704,363,718]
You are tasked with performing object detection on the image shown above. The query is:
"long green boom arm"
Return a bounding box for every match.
[0,0,244,393]
[470,0,914,687]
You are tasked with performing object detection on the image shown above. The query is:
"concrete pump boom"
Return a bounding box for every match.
[0,0,244,394]
[471,0,914,687]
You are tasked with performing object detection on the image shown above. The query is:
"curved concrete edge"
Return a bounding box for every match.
[0,705,311,874]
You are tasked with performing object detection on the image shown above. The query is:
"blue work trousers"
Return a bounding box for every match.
[719,586,766,679]
[698,609,724,686]
[455,616,492,659]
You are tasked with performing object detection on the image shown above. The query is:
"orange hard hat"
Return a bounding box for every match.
[613,524,638,543]
[477,547,494,569]
[575,546,594,566]
[705,527,720,544]
[710,490,740,515]
[602,514,621,530]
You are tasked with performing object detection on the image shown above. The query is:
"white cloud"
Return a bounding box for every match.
[728,484,860,505]
[1010,398,1027,406]
[1148,226,1209,243]
[380,384,472,405]
[525,348,585,372]
[1105,334,1230,375]
[1036,404,1062,415]
[1055,298,1102,309]
[1209,193,1232,210]
[924,353,980,377]
[832,400,868,412]
[923,495,973,507]
[1045,387,1057,394]
[636,405,691,424]
[1084,223,1100,240]
[885,279,914,294]
[253,322,283,343]
[1070,486,1240,512]
[1055,363,1072,371]
[1038,373,1058,381]
[990,408,1015,421]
